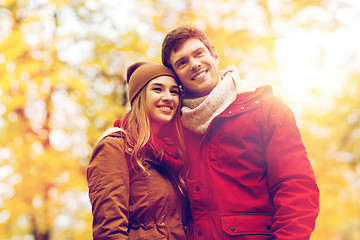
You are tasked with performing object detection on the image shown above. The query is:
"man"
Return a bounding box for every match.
[161,25,319,239]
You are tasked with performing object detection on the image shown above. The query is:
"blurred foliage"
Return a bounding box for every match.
[0,0,359,239]
[301,72,360,240]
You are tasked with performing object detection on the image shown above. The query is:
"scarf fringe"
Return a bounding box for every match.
[181,69,261,135]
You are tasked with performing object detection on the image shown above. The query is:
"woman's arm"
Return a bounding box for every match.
[87,135,130,240]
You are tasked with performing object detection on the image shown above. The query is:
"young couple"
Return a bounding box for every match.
[87,26,320,240]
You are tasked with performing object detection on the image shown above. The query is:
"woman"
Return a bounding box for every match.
[87,62,189,240]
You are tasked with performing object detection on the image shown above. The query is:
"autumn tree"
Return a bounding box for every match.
[0,0,126,239]
[301,73,360,240]
[1,0,359,239]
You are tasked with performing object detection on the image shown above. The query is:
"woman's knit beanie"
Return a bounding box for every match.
[127,62,178,104]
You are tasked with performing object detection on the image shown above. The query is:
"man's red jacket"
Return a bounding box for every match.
[183,86,319,239]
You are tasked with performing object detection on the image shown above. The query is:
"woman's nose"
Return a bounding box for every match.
[161,91,172,101]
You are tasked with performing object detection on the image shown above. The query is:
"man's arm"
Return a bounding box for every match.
[263,96,319,239]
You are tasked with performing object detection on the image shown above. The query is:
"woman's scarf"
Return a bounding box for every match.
[113,119,183,173]
[146,135,183,173]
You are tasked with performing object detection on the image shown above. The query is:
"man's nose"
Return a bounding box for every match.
[190,58,201,71]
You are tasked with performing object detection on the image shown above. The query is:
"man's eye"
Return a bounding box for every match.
[196,51,204,56]
[178,60,186,67]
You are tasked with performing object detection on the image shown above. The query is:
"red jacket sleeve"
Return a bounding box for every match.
[87,135,130,240]
[263,96,320,239]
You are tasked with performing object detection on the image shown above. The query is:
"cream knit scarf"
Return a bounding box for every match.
[181,68,261,135]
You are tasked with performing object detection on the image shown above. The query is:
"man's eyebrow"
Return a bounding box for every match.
[194,47,206,52]
[174,47,205,67]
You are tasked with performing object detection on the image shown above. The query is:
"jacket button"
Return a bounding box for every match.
[228,110,232,114]
[230,226,236,231]
[195,186,200,191]
[254,100,259,104]
[266,225,271,230]
[240,106,244,110]
[198,230,202,236]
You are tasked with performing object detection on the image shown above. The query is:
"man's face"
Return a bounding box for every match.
[169,38,221,98]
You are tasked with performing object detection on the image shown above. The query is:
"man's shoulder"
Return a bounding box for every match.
[233,85,274,103]
[231,85,292,115]
[255,85,274,96]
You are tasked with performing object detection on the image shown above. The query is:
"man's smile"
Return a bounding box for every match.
[192,70,207,80]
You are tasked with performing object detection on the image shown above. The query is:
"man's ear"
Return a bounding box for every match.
[212,49,220,64]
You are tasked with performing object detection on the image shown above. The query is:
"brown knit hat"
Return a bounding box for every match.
[127,62,178,104]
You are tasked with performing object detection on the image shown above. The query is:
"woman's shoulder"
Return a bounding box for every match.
[93,127,129,153]
[88,128,131,182]
[98,127,126,142]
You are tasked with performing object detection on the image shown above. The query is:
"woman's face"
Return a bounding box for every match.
[145,76,179,131]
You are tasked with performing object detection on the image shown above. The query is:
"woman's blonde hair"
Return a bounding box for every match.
[121,85,187,195]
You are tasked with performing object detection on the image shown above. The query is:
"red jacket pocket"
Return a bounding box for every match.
[221,213,273,236]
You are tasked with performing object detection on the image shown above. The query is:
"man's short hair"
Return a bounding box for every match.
[161,25,216,70]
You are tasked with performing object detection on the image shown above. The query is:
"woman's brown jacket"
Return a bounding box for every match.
[87,130,188,240]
